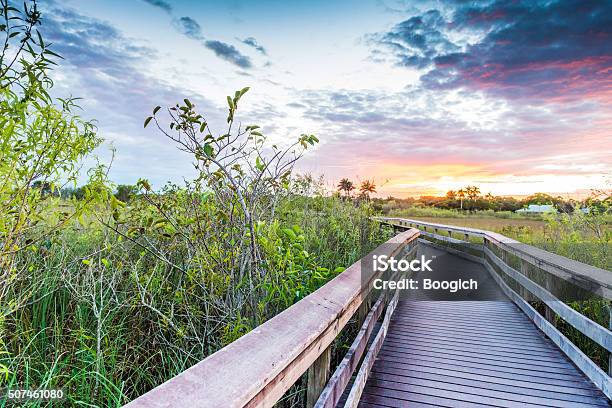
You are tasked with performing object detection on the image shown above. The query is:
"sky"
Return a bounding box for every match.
[39,0,611,197]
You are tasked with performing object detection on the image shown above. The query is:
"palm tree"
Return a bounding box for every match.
[359,180,376,200]
[465,185,481,200]
[460,185,481,211]
[337,178,355,198]
[457,188,466,210]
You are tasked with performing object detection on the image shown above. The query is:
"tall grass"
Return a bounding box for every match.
[1,195,388,407]
[388,206,545,220]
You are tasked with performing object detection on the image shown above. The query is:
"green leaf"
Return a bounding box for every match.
[137,179,152,191]
[227,96,234,110]
[282,228,297,240]
[36,30,44,47]
[203,144,214,157]
[44,49,63,59]
[255,156,265,171]
[144,116,153,128]
[153,106,161,114]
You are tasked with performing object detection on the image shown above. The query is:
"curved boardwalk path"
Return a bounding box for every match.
[123,226,611,408]
[358,244,611,407]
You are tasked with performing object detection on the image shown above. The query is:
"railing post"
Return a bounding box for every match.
[306,345,331,408]
[519,258,534,304]
[543,272,556,327]
[358,292,370,327]
[608,302,612,377]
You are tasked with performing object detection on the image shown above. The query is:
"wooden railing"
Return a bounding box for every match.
[124,228,420,408]
[380,217,612,399]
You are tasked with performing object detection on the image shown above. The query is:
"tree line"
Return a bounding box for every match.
[334,180,610,213]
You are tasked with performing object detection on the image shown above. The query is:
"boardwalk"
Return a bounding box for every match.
[359,244,610,407]
[124,222,612,408]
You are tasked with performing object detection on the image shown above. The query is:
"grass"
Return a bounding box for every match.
[1,195,390,407]
[2,199,609,406]
[388,206,545,220]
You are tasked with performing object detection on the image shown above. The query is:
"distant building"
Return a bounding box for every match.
[516,204,557,214]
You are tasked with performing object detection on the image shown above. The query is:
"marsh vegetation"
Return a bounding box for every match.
[1,2,610,406]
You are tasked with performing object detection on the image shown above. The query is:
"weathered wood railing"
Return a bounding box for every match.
[124,228,419,408]
[380,217,612,399]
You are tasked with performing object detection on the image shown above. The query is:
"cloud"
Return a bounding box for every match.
[370,0,612,102]
[204,40,252,68]
[370,9,458,69]
[173,16,252,68]
[42,7,155,76]
[289,85,610,195]
[39,3,224,186]
[141,0,172,13]
[173,16,203,40]
[241,37,267,55]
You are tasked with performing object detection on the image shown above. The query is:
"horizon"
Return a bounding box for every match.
[42,0,611,197]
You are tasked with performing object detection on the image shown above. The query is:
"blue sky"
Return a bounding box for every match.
[40,0,611,197]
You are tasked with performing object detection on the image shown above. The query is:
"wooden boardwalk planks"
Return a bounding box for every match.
[356,245,611,407]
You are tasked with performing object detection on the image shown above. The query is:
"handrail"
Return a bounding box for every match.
[486,232,612,299]
[485,247,612,353]
[124,228,420,408]
[378,216,612,398]
[379,217,612,299]
[343,284,400,408]
[381,217,487,237]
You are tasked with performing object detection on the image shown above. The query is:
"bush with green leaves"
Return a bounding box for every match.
[0,20,388,404]
[0,0,105,385]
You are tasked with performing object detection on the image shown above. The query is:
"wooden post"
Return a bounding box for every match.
[608,302,611,377]
[501,248,515,294]
[357,292,370,327]
[519,258,531,304]
[543,272,556,327]
[517,257,524,297]
[307,346,331,408]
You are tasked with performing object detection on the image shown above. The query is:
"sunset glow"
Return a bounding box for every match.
[43,0,611,197]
